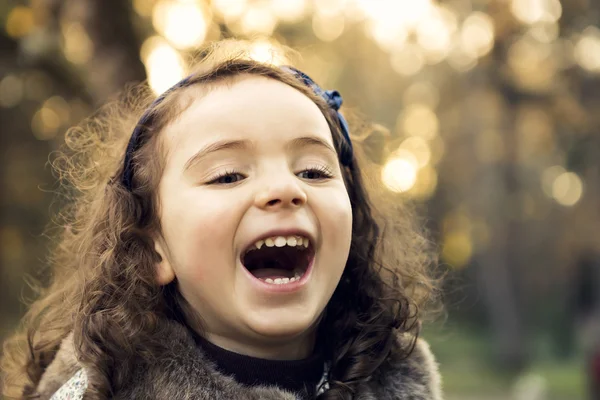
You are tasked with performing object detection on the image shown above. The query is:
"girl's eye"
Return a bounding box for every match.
[298,166,334,180]
[208,171,245,185]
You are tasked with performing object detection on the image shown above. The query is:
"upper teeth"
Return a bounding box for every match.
[251,235,310,251]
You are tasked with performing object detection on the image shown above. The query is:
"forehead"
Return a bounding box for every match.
[162,76,332,153]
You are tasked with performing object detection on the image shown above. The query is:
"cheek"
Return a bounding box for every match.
[161,191,243,277]
[319,189,353,250]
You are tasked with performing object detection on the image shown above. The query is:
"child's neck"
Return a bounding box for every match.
[192,330,325,399]
[202,331,316,360]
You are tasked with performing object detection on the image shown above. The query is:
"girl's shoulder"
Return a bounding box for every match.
[48,369,87,400]
[35,333,84,400]
[368,332,443,399]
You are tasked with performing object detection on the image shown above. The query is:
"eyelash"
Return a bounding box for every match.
[298,165,334,180]
[207,165,334,185]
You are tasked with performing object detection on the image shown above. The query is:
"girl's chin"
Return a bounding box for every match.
[241,307,322,339]
[247,314,315,336]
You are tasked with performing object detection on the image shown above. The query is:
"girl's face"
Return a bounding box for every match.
[154,76,352,359]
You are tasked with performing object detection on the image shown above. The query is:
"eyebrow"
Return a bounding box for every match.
[184,139,252,172]
[285,136,337,155]
[183,135,337,172]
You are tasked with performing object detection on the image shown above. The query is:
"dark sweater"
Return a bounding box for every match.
[193,334,325,399]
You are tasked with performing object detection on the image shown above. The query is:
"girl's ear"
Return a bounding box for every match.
[154,237,176,285]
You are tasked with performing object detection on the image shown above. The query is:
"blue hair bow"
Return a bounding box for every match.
[280,66,353,168]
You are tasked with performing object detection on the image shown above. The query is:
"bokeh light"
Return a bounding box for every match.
[511,0,562,25]
[246,39,288,65]
[460,12,495,58]
[239,4,278,36]
[43,96,70,125]
[442,231,473,269]
[416,7,454,64]
[528,21,559,43]
[367,20,408,53]
[402,81,440,109]
[398,136,432,167]
[381,153,418,193]
[357,0,433,30]
[574,26,600,73]
[541,165,565,197]
[398,103,439,139]
[313,0,347,17]
[390,44,425,76]
[270,0,308,23]
[31,106,60,141]
[508,36,556,91]
[5,6,34,38]
[141,36,187,95]
[409,165,438,199]
[312,13,345,42]
[552,172,583,207]
[248,40,286,65]
[133,0,154,17]
[448,42,478,72]
[212,0,248,21]
[62,23,94,65]
[152,1,207,49]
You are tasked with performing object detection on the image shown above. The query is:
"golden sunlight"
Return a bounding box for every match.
[390,44,425,76]
[381,153,418,193]
[5,6,34,38]
[152,1,207,49]
[460,12,495,58]
[552,172,584,207]
[62,22,94,65]
[248,40,288,65]
[408,165,438,199]
[212,0,248,21]
[398,104,439,139]
[142,37,186,95]
[270,0,308,23]
[31,106,60,140]
[574,26,600,73]
[442,231,473,269]
[239,4,277,35]
[312,13,345,42]
[399,137,432,167]
[511,0,562,25]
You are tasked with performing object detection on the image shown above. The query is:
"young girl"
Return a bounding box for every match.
[1,40,442,400]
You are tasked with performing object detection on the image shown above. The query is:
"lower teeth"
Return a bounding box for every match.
[262,270,303,284]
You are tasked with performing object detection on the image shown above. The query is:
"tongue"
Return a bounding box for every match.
[250,268,294,280]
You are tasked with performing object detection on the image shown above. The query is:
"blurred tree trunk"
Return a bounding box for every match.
[466,67,527,370]
[475,167,526,370]
[39,0,146,104]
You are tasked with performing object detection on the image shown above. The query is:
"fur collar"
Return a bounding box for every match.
[35,320,442,399]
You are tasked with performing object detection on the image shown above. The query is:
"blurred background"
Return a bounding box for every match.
[1,0,600,399]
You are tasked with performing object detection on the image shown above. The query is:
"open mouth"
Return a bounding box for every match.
[241,235,314,285]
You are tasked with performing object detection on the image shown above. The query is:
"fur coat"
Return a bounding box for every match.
[35,320,443,399]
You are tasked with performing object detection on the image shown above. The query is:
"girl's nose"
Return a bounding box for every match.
[254,175,308,210]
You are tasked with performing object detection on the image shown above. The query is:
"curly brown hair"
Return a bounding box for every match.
[1,40,439,400]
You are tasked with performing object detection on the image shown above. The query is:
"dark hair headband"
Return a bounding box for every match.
[120,67,353,191]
